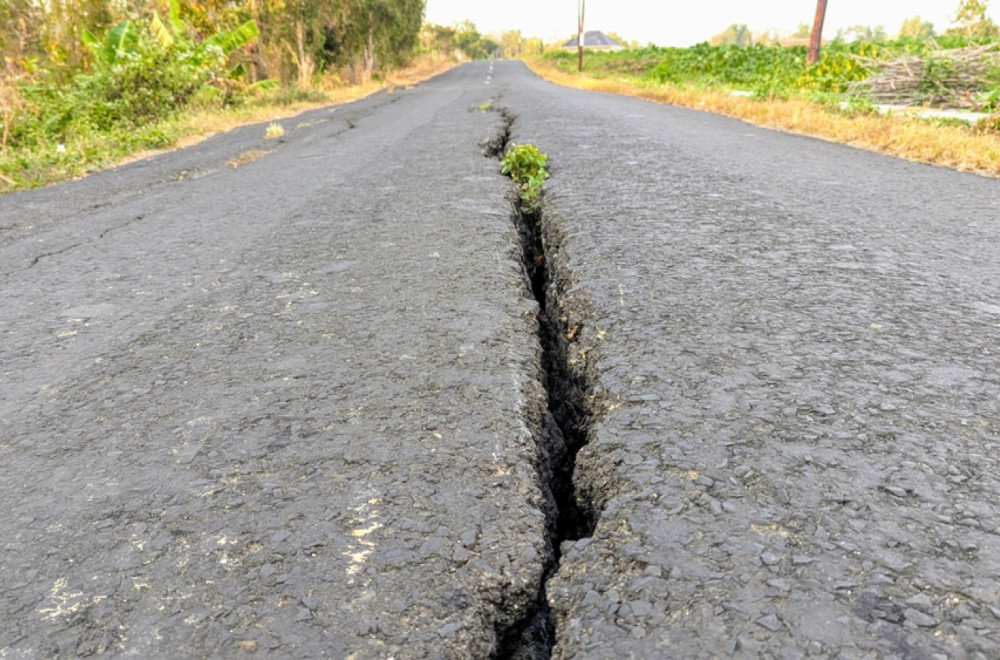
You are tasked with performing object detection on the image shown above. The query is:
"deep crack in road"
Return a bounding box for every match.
[2,61,999,658]
[488,108,599,658]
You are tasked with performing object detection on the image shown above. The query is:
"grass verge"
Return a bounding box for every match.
[0,55,457,194]
[523,57,1000,179]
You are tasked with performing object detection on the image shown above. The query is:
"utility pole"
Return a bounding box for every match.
[807,0,828,65]
[578,0,585,72]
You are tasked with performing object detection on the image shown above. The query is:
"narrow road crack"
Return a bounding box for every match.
[18,215,143,274]
[98,214,144,239]
[29,242,83,267]
[485,110,598,659]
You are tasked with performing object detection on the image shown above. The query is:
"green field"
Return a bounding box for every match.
[546,37,1000,109]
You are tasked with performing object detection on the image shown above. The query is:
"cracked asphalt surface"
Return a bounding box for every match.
[2,60,1000,657]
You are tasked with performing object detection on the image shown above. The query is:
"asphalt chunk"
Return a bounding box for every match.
[0,62,552,657]
[496,60,1000,657]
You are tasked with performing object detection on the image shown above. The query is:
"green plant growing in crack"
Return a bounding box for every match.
[501,143,549,213]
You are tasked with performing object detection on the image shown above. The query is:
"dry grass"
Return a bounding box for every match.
[115,55,457,170]
[524,57,1000,179]
[227,149,270,168]
[264,122,285,139]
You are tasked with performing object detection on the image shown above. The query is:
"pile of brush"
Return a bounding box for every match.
[849,44,1000,108]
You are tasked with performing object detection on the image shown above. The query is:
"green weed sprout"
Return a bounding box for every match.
[500,143,549,212]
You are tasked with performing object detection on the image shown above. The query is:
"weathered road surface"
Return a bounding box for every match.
[2,61,999,658]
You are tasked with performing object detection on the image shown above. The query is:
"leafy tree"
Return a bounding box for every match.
[451,20,496,60]
[313,0,425,82]
[899,16,935,38]
[755,30,780,46]
[791,23,812,39]
[521,36,545,56]
[605,31,639,49]
[419,23,458,56]
[252,0,336,87]
[499,29,522,58]
[243,0,424,86]
[42,0,116,70]
[711,24,753,47]
[0,0,44,62]
[169,0,250,41]
[947,0,1000,36]
[836,25,888,42]
[955,0,990,24]
[364,0,424,71]
[420,21,495,61]
[65,3,260,130]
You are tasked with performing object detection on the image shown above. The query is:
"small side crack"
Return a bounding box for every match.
[25,213,145,269]
[29,243,83,267]
[99,214,144,239]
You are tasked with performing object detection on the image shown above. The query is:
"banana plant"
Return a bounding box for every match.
[82,0,259,77]
[149,0,260,70]
[81,21,139,68]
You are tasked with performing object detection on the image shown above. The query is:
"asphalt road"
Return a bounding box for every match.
[2,61,999,658]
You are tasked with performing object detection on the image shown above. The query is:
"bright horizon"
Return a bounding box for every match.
[424,1,993,47]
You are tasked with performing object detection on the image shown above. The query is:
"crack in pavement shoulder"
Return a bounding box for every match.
[29,242,83,267]
[98,215,145,239]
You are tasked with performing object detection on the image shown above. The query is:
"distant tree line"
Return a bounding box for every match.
[418,23,550,60]
[419,21,497,60]
[709,0,998,47]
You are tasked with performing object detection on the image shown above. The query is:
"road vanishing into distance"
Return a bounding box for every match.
[2,61,999,658]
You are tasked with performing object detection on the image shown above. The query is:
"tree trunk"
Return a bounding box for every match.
[362,12,375,82]
[577,0,585,72]
[249,43,267,83]
[807,0,828,65]
[295,18,314,88]
[248,0,266,82]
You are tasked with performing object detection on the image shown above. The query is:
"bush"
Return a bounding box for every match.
[642,43,807,90]
[73,33,204,132]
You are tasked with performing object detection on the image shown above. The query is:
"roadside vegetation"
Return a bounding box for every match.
[0,0,500,193]
[527,2,1000,177]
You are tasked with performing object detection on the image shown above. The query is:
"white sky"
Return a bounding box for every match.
[424,1,991,47]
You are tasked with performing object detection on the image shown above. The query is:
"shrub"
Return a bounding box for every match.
[74,32,204,131]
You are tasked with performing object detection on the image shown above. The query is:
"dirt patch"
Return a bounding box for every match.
[228,149,271,168]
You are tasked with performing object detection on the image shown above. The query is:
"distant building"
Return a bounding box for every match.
[562,31,625,51]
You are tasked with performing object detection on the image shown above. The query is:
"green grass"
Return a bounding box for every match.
[0,55,457,194]
[0,86,314,191]
[542,36,1000,102]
